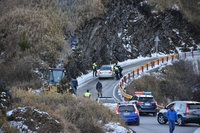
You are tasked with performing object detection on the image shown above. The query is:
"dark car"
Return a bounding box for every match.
[129,92,157,116]
[157,101,200,126]
[116,103,140,125]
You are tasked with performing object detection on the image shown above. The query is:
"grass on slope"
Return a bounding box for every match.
[149,0,200,28]
[9,88,125,133]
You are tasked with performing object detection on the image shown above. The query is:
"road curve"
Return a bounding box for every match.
[77,55,200,133]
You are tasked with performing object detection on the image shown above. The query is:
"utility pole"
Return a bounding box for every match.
[154,36,160,57]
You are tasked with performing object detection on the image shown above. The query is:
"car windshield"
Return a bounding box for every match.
[49,70,63,83]
[100,66,111,71]
[188,103,200,109]
[100,99,116,103]
[139,97,154,102]
[119,105,135,112]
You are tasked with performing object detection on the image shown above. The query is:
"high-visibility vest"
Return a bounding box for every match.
[92,63,97,69]
[84,92,91,97]
[113,66,119,71]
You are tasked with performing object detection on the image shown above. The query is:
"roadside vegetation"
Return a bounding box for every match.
[149,0,200,28]
[0,0,104,88]
[2,88,126,133]
[126,60,200,105]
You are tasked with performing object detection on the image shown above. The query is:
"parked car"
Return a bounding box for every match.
[97,97,118,112]
[116,103,140,125]
[157,101,200,126]
[98,65,114,79]
[129,92,157,116]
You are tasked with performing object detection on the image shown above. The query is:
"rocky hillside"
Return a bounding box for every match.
[0,0,200,87]
[75,0,200,69]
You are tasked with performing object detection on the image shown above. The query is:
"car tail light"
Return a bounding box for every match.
[135,108,139,114]
[113,105,118,109]
[109,71,112,74]
[136,101,143,104]
[152,101,157,104]
[99,72,102,74]
[115,109,119,114]
[185,104,189,114]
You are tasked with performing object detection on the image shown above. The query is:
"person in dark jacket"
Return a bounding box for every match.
[166,105,178,133]
[96,81,102,97]
[71,77,78,95]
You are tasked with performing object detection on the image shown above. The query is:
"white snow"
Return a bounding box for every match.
[181,42,185,46]
[6,108,17,117]
[118,33,122,38]
[129,19,137,23]
[172,29,179,35]
[9,121,35,133]
[172,4,179,10]
[176,47,182,53]
[104,122,133,133]
[1,99,6,102]
[194,128,200,133]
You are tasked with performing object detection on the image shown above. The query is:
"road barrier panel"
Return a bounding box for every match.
[118,51,197,102]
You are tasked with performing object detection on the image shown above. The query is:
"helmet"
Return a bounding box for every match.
[87,89,89,92]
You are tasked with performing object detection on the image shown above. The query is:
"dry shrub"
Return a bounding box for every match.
[0,112,20,133]
[149,0,200,28]
[127,60,200,104]
[0,57,42,88]
[10,88,125,133]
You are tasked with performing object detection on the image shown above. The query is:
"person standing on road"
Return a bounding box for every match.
[113,65,119,80]
[166,105,178,133]
[92,62,97,77]
[71,77,78,95]
[96,80,102,97]
[115,63,123,78]
[84,89,91,98]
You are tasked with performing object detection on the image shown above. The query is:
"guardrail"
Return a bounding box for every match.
[119,51,199,101]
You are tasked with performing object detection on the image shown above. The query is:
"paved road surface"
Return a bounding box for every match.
[77,58,156,99]
[77,55,200,133]
[130,114,199,133]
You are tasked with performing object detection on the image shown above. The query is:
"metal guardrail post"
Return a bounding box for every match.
[147,64,148,70]
[192,51,194,58]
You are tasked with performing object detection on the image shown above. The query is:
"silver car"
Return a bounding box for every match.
[97,97,118,112]
[157,101,200,126]
[98,65,114,79]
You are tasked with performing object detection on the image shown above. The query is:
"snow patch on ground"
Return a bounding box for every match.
[172,29,179,35]
[6,106,61,132]
[172,4,179,10]
[9,121,34,133]
[104,122,133,133]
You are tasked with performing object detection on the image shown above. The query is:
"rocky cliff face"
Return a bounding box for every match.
[69,0,200,75]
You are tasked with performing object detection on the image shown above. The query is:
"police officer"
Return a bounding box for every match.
[92,62,97,77]
[84,90,91,98]
[115,63,123,78]
[113,65,119,80]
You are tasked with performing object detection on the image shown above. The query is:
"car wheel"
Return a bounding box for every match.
[177,116,184,126]
[153,112,157,116]
[136,120,140,126]
[157,114,167,124]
